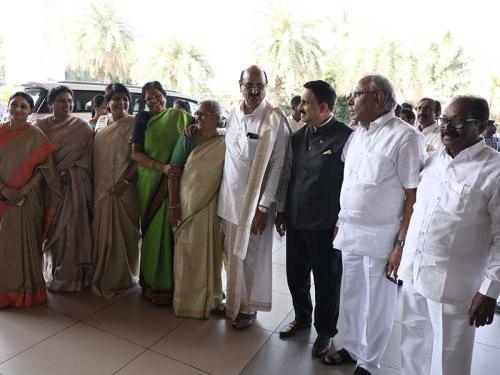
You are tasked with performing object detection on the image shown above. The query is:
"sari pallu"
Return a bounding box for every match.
[91,115,140,299]
[136,109,192,304]
[36,116,94,292]
[0,123,60,308]
[173,135,225,319]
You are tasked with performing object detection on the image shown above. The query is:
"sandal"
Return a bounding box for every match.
[211,303,227,316]
[231,312,257,331]
[321,348,356,366]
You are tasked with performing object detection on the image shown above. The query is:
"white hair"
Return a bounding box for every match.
[363,73,397,112]
[199,98,222,117]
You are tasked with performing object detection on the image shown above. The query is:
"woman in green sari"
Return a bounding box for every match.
[131,81,193,305]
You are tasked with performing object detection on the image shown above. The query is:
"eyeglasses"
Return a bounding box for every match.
[241,83,266,90]
[349,91,377,99]
[145,95,164,104]
[437,117,482,129]
[194,111,217,119]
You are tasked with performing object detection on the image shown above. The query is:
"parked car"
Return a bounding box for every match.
[22,81,198,121]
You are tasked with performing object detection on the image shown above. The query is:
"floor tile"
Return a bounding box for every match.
[46,287,116,320]
[254,291,293,332]
[0,305,76,362]
[241,333,354,375]
[116,350,207,375]
[474,313,500,349]
[152,318,271,375]
[0,322,143,375]
[272,245,286,266]
[272,263,290,295]
[470,342,500,375]
[84,290,185,347]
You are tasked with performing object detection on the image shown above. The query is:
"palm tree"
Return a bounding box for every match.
[67,1,134,82]
[131,38,214,97]
[252,3,324,102]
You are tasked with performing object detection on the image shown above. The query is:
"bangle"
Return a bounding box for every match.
[394,239,405,248]
[122,178,130,185]
[169,204,180,209]
[257,204,268,213]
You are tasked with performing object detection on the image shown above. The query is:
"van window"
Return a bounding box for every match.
[25,87,49,114]
[74,90,102,113]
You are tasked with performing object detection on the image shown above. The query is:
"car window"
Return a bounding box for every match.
[25,87,49,114]
[76,90,103,113]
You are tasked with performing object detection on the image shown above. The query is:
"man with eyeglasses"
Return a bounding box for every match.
[324,74,426,375]
[416,97,442,155]
[399,96,500,375]
[217,65,289,330]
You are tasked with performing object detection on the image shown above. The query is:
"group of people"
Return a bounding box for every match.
[0,64,499,375]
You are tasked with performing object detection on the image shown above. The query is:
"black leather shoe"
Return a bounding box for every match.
[353,366,372,375]
[312,334,331,357]
[279,320,311,338]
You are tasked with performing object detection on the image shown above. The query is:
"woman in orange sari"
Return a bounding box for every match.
[0,92,60,308]
[36,85,94,292]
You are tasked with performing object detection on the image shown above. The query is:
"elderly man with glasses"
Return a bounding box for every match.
[398,96,500,375]
[323,74,426,375]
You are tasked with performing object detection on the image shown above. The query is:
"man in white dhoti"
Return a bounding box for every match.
[399,96,500,375]
[323,74,426,375]
[217,65,288,330]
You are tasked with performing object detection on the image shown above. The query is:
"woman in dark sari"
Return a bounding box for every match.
[131,81,193,304]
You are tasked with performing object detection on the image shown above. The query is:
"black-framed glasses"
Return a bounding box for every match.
[241,83,266,90]
[350,90,377,98]
[437,117,482,129]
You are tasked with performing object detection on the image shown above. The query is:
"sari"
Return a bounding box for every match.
[36,116,94,292]
[136,108,192,304]
[0,123,60,308]
[173,135,225,319]
[91,115,140,299]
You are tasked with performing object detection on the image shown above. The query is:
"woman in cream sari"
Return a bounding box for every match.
[36,85,94,292]
[91,83,140,299]
[0,92,60,308]
[131,81,193,305]
[168,99,225,319]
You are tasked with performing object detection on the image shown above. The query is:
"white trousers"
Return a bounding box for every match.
[401,281,475,375]
[341,252,398,375]
[223,211,274,320]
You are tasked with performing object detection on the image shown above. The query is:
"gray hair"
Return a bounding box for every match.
[199,98,222,117]
[364,73,397,112]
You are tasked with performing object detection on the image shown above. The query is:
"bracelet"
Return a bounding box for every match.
[257,204,268,213]
[169,204,180,209]
[122,178,130,185]
[394,239,405,248]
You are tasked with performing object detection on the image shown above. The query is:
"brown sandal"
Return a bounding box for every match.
[232,312,257,331]
[321,348,356,365]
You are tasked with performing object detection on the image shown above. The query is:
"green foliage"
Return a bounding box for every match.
[333,95,351,124]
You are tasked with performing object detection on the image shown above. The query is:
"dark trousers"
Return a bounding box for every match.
[286,223,342,337]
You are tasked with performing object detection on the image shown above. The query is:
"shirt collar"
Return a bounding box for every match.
[360,111,394,132]
[308,114,333,133]
[238,98,267,119]
[420,122,438,135]
[441,138,486,161]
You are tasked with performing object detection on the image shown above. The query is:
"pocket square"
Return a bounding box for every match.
[322,149,332,155]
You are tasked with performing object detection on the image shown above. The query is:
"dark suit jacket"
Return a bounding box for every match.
[285,116,352,231]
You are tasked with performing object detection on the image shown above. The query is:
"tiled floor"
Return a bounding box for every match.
[1,233,500,375]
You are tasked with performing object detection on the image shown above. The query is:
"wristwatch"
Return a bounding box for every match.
[257,204,268,213]
[394,239,405,248]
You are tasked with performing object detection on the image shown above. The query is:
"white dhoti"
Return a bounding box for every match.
[341,252,398,375]
[223,208,275,320]
[401,281,475,375]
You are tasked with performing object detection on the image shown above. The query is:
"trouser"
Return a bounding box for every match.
[401,281,475,375]
[286,224,342,337]
[341,252,398,375]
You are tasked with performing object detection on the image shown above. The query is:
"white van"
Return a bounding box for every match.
[22,81,198,121]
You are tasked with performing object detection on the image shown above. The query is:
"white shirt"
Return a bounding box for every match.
[420,122,442,155]
[399,141,500,305]
[287,115,305,133]
[217,99,287,225]
[334,111,426,258]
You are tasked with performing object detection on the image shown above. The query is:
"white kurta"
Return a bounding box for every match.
[399,140,500,375]
[287,114,305,133]
[218,99,288,319]
[420,122,442,155]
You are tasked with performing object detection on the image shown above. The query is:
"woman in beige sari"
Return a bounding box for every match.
[91,83,140,298]
[0,92,60,308]
[36,85,94,292]
[168,99,226,319]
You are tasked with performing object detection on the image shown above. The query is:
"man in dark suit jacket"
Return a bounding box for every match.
[276,80,352,358]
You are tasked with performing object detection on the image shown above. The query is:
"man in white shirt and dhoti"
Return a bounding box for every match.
[399,95,500,375]
[217,65,288,330]
[323,74,426,375]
